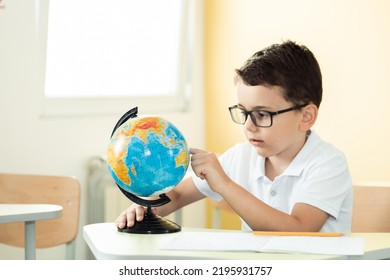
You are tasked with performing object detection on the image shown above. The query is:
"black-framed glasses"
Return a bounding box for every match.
[228,103,308,128]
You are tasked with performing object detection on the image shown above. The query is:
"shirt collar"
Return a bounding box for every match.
[250,149,266,181]
[283,130,320,176]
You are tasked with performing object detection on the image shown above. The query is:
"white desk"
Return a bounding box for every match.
[83,223,390,260]
[0,204,63,260]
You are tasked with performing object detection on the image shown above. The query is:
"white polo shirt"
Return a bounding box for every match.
[192,130,353,233]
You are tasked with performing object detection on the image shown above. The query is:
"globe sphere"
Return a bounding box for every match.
[107,115,190,197]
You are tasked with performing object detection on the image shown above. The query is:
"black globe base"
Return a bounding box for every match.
[118,210,181,234]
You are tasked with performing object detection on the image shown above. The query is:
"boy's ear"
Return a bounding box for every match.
[299,104,318,131]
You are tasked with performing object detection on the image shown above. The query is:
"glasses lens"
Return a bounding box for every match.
[230,107,247,124]
[250,110,271,127]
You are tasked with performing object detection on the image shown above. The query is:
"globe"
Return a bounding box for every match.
[107,114,190,198]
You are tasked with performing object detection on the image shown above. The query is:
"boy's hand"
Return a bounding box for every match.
[115,204,155,229]
[190,147,230,194]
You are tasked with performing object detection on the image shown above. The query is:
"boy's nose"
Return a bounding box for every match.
[244,115,258,131]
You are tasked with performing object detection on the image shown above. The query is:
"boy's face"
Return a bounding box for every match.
[235,81,308,159]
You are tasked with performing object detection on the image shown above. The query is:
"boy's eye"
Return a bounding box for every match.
[253,110,270,119]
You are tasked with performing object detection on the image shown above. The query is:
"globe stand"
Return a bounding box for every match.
[116,187,181,234]
[111,107,181,234]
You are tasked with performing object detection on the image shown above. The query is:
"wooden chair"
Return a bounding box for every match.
[0,173,80,259]
[352,185,390,232]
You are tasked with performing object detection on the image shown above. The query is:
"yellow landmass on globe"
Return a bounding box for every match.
[107,138,131,185]
[131,165,137,176]
[175,149,189,168]
[123,117,166,143]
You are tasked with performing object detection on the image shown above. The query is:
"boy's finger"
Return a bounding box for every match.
[190,147,206,154]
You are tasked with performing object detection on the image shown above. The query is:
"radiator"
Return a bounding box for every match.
[87,156,182,224]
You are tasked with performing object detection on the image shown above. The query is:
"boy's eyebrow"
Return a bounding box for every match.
[237,103,272,110]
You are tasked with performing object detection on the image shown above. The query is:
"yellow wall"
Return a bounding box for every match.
[204,0,390,228]
[204,0,246,154]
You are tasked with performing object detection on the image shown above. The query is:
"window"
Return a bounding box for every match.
[41,0,193,116]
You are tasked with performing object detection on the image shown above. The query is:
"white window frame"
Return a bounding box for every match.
[36,0,195,117]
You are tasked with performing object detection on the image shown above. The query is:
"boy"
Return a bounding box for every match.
[116,40,353,233]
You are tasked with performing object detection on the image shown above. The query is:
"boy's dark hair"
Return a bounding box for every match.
[234,40,322,108]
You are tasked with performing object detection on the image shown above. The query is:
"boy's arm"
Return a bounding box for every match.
[219,179,329,231]
[190,147,329,232]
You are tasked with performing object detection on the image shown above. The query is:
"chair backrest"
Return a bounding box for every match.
[352,185,390,232]
[0,173,80,259]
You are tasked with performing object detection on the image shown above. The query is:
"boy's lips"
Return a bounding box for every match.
[249,138,264,146]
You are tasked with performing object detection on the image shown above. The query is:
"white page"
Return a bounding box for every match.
[160,231,269,252]
[161,231,365,255]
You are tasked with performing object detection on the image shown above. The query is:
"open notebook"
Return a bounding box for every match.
[160,231,365,255]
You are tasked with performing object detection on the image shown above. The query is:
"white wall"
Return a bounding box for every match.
[0,0,205,259]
